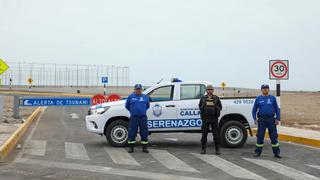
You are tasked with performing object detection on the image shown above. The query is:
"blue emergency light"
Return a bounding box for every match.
[171,78,182,82]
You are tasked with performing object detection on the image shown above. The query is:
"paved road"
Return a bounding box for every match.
[0,107,320,180]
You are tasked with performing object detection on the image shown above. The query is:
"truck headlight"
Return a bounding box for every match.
[89,106,110,115]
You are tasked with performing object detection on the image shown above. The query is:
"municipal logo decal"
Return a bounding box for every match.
[152,104,162,117]
[267,98,272,104]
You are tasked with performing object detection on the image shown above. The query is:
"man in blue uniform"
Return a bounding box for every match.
[125,84,150,153]
[252,84,281,158]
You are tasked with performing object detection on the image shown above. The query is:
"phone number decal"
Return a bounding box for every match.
[234,99,254,105]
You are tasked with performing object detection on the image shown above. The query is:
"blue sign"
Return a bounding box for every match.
[101,77,108,84]
[20,98,91,107]
[147,119,202,129]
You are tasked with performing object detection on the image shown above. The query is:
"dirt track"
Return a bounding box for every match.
[281,92,320,131]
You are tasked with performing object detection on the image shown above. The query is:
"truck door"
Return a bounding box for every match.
[176,84,206,130]
[146,85,177,131]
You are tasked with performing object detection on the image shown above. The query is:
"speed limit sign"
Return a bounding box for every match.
[269,60,289,80]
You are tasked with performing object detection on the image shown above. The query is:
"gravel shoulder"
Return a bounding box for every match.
[0,96,35,146]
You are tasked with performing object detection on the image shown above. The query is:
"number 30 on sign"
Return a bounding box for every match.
[269,60,289,80]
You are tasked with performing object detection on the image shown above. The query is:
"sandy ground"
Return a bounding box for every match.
[1,96,35,123]
[0,96,35,145]
[281,92,320,131]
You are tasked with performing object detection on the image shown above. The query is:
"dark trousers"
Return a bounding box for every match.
[128,116,149,145]
[201,120,220,147]
[255,118,280,155]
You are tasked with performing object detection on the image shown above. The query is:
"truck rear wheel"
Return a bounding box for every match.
[105,120,128,147]
[220,121,247,148]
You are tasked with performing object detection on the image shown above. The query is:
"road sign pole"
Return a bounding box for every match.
[102,77,108,95]
[13,96,20,119]
[276,79,281,97]
[220,82,226,96]
[9,78,12,90]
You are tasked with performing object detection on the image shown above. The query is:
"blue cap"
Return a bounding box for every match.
[261,84,270,89]
[134,84,143,90]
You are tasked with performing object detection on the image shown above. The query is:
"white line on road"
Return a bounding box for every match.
[65,142,90,160]
[150,149,199,173]
[164,138,178,142]
[244,158,320,180]
[307,164,320,170]
[104,147,140,166]
[15,158,207,180]
[23,140,47,156]
[70,113,79,119]
[14,107,47,161]
[192,153,266,180]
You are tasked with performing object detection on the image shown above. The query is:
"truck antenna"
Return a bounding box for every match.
[157,78,164,84]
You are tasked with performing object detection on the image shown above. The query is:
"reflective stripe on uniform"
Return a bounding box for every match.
[256,143,264,147]
[272,143,280,147]
[141,141,148,145]
[128,141,136,144]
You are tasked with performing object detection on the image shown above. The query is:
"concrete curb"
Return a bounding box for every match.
[251,129,320,148]
[0,107,45,160]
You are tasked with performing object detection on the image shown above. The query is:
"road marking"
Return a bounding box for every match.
[307,164,320,170]
[14,107,47,161]
[15,158,207,180]
[23,140,47,156]
[150,149,199,173]
[244,158,320,180]
[192,153,266,180]
[70,113,79,119]
[65,142,90,160]
[165,138,178,142]
[104,147,140,166]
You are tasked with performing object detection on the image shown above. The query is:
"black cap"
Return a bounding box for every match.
[134,84,142,90]
[261,84,270,89]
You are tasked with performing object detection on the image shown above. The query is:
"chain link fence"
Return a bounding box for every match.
[1,62,130,87]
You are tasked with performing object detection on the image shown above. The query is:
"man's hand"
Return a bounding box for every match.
[275,120,280,125]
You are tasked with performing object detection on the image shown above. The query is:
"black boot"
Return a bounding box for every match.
[128,144,134,153]
[253,152,261,157]
[274,154,282,159]
[142,144,149,153]
[200,145,206,154]
[215,147,221,155]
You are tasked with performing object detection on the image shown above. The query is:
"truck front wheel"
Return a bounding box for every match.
[105,120,129,147]
[220,121,247,148]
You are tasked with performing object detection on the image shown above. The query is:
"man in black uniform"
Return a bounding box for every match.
[199,85,222,155]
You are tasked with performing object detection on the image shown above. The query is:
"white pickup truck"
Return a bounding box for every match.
[86,80,256,148]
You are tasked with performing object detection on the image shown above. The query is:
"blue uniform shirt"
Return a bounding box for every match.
[125,93,150,117]
[252,95,280,120]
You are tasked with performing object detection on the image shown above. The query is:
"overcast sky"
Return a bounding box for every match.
[1,0,319,91]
